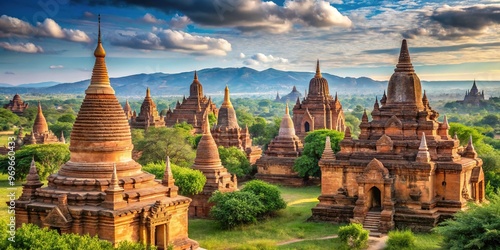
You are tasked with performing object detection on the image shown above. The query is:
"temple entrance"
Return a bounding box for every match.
[304,122,310,132]
[154,224,167,250]
[367,187,381,210]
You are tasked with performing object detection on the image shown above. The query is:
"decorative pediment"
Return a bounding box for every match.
[385,115,402,129]
[43,206,72,227]
[376,134,393,153]
[364,158,389,179]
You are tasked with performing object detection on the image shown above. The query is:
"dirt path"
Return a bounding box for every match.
[276,234,388,249]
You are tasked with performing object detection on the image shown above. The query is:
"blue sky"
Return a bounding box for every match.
[1,0,500,85]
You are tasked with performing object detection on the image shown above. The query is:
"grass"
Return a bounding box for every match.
[189,185,342,249]
[0,131,15,146]
[413,232,443,250]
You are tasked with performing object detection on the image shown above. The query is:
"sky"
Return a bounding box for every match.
[1,0,500,85]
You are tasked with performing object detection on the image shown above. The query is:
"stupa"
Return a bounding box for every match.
[130,88,165,129]
[14,16,198,249]
[211,85,262,164]
[255,104,304,186]
[462,80,485,105]
[293,60,345,139]
[3,93,29,115]
[23,102,60,145]
[189,117,237,217]
[123,99,133,120]
[311,40,485,234]
[165,71,218,133]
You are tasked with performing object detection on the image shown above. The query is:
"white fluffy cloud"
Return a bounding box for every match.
[49,65,64,69]
[0,42,44,53]
[243,53,289,66]
[142,13,164,24]
[111,28,232,56]
[0,15,90,43]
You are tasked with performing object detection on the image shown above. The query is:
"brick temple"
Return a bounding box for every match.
[130,87,165,129]
[189,117,237,217]
[14,18,198,249]
[123,99,133,120]
[461,80,485,105]
[165,71,218,133]
[293,60,345,139]
[22,102,61,145]
[3,93,29,115]
[311,40,485,233]
[211,86,262,164]
[255,104,304,186]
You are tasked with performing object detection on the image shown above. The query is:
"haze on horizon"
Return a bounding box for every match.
[1,0,500,85]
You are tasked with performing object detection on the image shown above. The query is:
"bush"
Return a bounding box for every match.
[241,180,286,214]
[433,191,500,250]
[218,146,252,178]
[338,223,369,250]
[209,191,265,229]
[386,229,416,250]
[142,162,206,196]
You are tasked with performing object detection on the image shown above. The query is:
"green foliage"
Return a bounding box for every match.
[241,180,287,214]
[49,122,73,139]
[434,191,500,250]
[57,114,76,123]
[218,146,251,178]
[209,191,265,229]
[386,229,416,250]
[338,223,369,250]
[293,129,344,178]
[133,127,195,167]
[0,144,70,180]
[208,113,217,127]
[142,161,206,195]
[0,109,20,131]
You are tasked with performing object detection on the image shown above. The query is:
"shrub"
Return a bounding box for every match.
[241,180,286,214]
[142,162,206,196]
[218,146,252,178]
[209,191,265,229]
[338,223,369,250]
[386,229,416,250]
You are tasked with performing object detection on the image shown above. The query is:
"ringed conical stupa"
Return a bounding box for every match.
[130,87,165,129]
[23,101,60,145]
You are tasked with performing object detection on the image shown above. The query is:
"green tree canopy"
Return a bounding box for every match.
[0,109,20,131]
[218,146,252,178]
[142,161,206,196]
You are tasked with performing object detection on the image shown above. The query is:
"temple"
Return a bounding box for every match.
[293,60,345,139]
[311,40,485,234]
[123,99,133,120]
[22,102,60,145]
[130,88,166,129]
[4,93,29,115]
[189,117,237,217]
[462,80,485,105]
[211,85,262,164]
[165,71,218,133]
[255,104,304,186]
[275,86,302,103]
[14,17,198,249]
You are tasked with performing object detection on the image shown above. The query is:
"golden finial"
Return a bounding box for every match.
[222,85,232,107]
[315,59,322,78]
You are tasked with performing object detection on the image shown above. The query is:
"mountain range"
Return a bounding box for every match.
[0,67,498,97]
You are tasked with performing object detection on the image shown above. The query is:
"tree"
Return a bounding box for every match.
[0,109,20,131]
[293,129,344,178]
[209,191,265,229]
[57,113,76,123]
[142,161,206,196]
[434,191,500,250]
[218,146,252,178]
[49,122,73,139]
[241,180,286,214]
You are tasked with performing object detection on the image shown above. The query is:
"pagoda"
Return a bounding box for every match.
[462,80,485,105]
[276,86,302,103]
[23,102,60,145]
[14,16,198,249]
[165,71,218,133]
[293,60,345,139]
[255,104,304,186]
[189,117,237,217]
[123,99,133,120]
[311,40,485,234]
[211,85,262,164]
[4,93,29,115]
[130,87,165,129]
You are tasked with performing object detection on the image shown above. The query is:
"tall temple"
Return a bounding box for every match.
[130,87,166,129]
[165,71,218,133]
[23,102,60,145]
[211,86,262,164]
[255,104,304,186]
[14,17,198,249]
[293,60,345,139]
[462,80,485,105]
[311,40,485,234]
[4,93,29,115]
[275,86,302,103]
[189,117,237,217]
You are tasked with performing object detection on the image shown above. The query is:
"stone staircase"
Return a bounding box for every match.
[363,211,382,237]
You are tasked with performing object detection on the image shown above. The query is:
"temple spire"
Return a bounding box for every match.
[463,135,478,158]
[146,87,151,98]
[416,132,430,163]
[162,156,176,187]
[315,59,322,78]
[87,15,114,95]
[395,39,414,72]
[320,136,335,161]
[33,101,49,134]
[107,164,122,192]
[222,85,232,107]
[362,109,368,123]
[194,70,198,80]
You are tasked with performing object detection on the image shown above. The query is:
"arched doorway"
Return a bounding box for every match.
[367,187,381,211]
[304,122,310,132]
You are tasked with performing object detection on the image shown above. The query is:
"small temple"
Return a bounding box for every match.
[123,99,133,120]
[4,93,29,115]
[165,71,218,133]
[275,86,303,103]
[189,117,237,217]
[461,80,485,105]
[22,102,60,145]
[211,85,262,164]
[130,87,166,129]
[14,17,198,249]
[293,60,345,139]
[255,104,304,186]
[311,40,485,234]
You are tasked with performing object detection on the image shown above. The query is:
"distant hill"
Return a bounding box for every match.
[0,83,12,87]
[0,68,499,97]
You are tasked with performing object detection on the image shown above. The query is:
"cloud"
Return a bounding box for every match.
[0,42,44,53]
[243,53,289,66]
[284,0,352,28]
[364,41,500,55]
[238,52,245,59]
[4,71,14,75]
[83,11,95,18]
[110,28,232,55]
[142,13,165,24]
[169,14,191,29]
[49,65,64,69]
[0,15,91,42]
